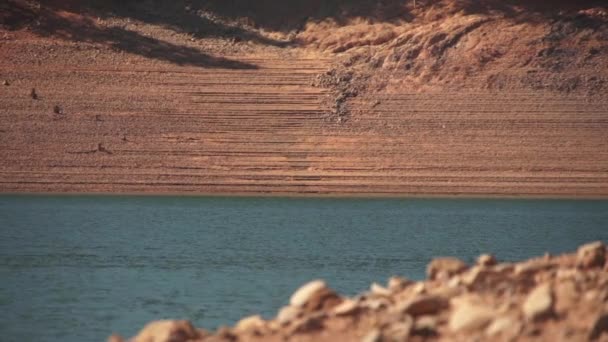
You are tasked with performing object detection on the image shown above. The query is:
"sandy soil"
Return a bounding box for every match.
[1,0,607,197]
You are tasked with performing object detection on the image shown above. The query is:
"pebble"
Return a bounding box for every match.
[361,329,382,342]
[234,315,265,333]
[414,315,438,333]
[522,283,554,321]
[589,312,608,340]
[106,334,124,342]
[332,299,359,316]
[514,261,553,276]
[276,305,300,325]
[477,254,497,266]
[492,263,515,274]
[554,280,578,313]
[449,300,495,332]
[427,257,468,280]
[370,282,391,296]
[399,295,448,316]
[364,297,390,311]
[447,275,462,288]
[485,316,521,337]
[576,241,606,269]
[289,313,325,335]
[290,279,328,307]
[132,320,199,342]
[556,268,584,282]
[3,80,9,86]
[388,276,411,292]
[462,267,485,287]
[412,282,426,294]
[386,319,413,340]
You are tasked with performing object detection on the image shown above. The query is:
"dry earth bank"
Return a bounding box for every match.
[1,0,608,196]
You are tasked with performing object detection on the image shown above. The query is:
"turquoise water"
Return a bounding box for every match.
[0,195,607,341]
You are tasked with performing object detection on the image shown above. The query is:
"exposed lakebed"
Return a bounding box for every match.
[1,195,607,341]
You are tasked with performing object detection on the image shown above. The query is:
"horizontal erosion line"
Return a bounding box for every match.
[4,173,607,184]
[353,93,604,98]
[13,163,608,175]
[33,66,330,74]
[156,82,321,87]
[4,168,608,179]
[2,182,606,194]
[85,150,608,157]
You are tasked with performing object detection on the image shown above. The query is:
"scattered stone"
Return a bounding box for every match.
[98,143,112,154]
[412,282,426,295]
[414,315,438,335]
[364,298,390,311]
[492,263,515,275]
[584,289,600,302]
[388,276,411,292]
[288,312,325,335]
[431,285,463,299]
[447,275,462,288]
[106,334,124,342]
[386,319,414,339]
[554,280,579,313]
[332,299,359,316]
[427,257,468,280]
[477,254,497,267]
[576,241,606,269]
[556,268,584,282]
[290,280,328,306]
[131,320,199,342]
[370,282,391,297]
[462,266,509,290]
[215,326,236,340]
[485,316,521,337]
[30,88,38,99]
[277,305,300,325]
[399,295,448,316]
[522,283,554,321]
[290,279,341,312]
[589,312,608,341]
[3,80,9,86]
[234,315,265,333]
[449,299,495,332]
[53,105,63,114]
[361,329,382,342]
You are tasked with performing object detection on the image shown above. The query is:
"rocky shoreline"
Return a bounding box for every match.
[108,241,608,342]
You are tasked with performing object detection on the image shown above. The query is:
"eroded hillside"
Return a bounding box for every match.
[1,0,607,196]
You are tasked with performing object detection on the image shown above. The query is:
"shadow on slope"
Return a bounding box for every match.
[2,0,260,69]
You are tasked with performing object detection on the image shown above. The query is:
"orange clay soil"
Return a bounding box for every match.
[108,241,608,342]
[1,0,608,197]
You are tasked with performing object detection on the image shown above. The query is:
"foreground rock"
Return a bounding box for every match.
[109,241,608,342]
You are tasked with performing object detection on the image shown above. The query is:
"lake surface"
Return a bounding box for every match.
[1,195,607,341]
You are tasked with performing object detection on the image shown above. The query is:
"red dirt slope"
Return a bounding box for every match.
[0,0,607,196]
